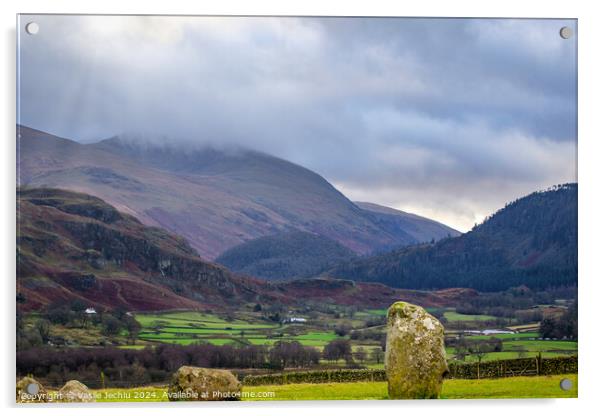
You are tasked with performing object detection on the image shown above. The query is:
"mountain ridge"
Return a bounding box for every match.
[17,125,459,259]
[355,201,459,245]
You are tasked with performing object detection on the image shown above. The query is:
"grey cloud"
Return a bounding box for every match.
[18,15,577,231]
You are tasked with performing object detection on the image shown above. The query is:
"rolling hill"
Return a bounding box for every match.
[327,184,577,291]
[17,125,459,260]
[216,230,358,280]
[16,187,262,311]
[16,188,465,311]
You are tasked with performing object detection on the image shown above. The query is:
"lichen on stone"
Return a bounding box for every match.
[385,301,448,399]
[16,377,48,403]
[58,380,95,402]
[167,366,242,401]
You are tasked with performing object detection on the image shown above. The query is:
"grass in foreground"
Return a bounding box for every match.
[244,374,577,400]
[92,374,577,402]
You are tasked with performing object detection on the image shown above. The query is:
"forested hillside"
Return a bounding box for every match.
[327,184,577,291]
[216,231,357,280]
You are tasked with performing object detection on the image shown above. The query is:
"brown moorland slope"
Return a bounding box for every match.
[17,188,464,312]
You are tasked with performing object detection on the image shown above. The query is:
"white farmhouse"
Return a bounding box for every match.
[287,317,307,323]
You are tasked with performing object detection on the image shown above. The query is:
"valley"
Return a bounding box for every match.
[18,294,576,374]
[16,126,578,400]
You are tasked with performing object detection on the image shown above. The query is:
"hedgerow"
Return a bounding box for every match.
[243,356,577,385]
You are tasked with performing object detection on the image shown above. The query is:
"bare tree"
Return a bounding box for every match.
[371,347,384,364]
[355,347,366,364]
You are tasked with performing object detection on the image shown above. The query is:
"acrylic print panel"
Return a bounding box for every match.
[16,15,577,403]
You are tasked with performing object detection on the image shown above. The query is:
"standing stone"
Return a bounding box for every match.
[385,301,448,399]
[58,380,96,402]
[16,377,48,403]
[167,366,242,401]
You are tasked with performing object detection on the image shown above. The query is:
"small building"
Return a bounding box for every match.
[285,316,307,323]
[85,307,97,314]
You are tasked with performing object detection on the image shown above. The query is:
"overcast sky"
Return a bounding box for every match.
[18,15,577,231]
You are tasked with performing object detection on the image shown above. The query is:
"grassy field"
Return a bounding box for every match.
[135,311,285,346]
[503,340,577,351]
[444,311,498,322]
[467,332,541,341]
[92,374,577,402]
[131,310,577,364]
[134,310,345,349]
[448,351,574,363]
[244,374,578,400]
[445,335,577,363]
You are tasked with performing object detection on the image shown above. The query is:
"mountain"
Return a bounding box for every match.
[17,125,459,260]
[327,184,577,291]
[216,230,357,280]
[355,202,459,246]
[16,188,466,311]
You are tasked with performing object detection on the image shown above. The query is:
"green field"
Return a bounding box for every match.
[449,351,574,363]
[444,311,498,322]
[92,374,577,402]
[135,311,271,329]
[467,332,540,341]
[134,311,284,346]
[447,334,577,362]
[244,374,578,400]
[134,310,352,349]
[503,340,577,351]
[132,311,577,364]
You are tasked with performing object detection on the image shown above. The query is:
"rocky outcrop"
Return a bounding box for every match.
[16,377,48,403]
[384,301,448,399]
[58,380,95,402]
[167,366,242,401]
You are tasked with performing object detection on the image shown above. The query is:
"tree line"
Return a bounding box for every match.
[17,338,383,388]
[540,301,577,340]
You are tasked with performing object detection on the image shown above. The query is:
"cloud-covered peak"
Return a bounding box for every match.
[18,16,577,231]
